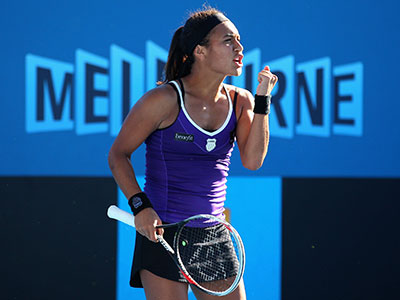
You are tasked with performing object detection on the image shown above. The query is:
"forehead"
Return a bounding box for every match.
[210,21,240,39]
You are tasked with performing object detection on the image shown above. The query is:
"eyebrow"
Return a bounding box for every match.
[223,33,240,38]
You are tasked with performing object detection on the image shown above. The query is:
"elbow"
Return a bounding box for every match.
[239,140,269,171]
[108,145,132,172]
[107,149,116,172]
[241,150,268,170]
[242,158,263,171]
[108,145,123,172]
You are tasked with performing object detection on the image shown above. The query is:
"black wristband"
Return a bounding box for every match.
[253,94,271,115]
[128,192,153,216]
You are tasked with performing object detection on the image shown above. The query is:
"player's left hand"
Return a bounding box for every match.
[255,65,278,96]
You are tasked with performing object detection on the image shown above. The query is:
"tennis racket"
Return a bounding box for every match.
[107,205,245,296]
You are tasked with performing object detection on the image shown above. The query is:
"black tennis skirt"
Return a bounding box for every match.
[130,223,239,288]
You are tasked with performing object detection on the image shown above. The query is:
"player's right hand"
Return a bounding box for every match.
[134,207,164,242]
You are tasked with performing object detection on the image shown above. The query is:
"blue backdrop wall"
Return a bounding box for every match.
[1,1,399,300]
[1,0,399,177]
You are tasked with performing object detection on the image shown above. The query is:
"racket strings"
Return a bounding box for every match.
[177,219,241,292]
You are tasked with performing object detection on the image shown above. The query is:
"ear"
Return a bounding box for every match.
[193,45,207,61]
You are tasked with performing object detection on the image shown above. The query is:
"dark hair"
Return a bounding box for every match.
[160,7,226,84]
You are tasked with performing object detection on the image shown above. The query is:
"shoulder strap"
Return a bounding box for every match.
[229,88,239,144]
[167,81,181,108]
[177,78,185,102]
[233,88,238,116]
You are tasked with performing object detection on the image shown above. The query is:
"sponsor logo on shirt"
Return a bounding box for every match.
[206,138,217,151]
[174,132,194,142]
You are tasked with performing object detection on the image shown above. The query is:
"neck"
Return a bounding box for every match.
[181,66,226,102]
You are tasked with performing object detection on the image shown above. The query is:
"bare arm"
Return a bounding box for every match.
[108,84,178,241]
[235,66,278,170]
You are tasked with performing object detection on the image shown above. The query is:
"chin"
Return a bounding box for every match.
[231,68,243,77]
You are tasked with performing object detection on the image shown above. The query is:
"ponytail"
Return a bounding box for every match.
[162,26,194,83]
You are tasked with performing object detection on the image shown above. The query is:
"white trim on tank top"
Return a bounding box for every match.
[169,80,233,137]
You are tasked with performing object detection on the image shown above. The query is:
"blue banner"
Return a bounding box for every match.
[1,0,399,177]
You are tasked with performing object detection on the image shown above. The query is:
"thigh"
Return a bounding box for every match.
[131,228,187,287]
[140,269,189,300]
[191,279,246,300]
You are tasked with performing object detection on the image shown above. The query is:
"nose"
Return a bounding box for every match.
[234,39,244,53]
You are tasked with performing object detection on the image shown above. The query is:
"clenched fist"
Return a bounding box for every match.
[256,65,278,96]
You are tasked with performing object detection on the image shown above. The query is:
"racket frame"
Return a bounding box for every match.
[156,214,245,296]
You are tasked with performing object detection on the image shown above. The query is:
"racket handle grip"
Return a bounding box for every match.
[107,205,135,227]
[108,205,176,255]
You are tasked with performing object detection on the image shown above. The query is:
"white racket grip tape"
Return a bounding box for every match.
[107,205,135,227]
[108,205,174,253]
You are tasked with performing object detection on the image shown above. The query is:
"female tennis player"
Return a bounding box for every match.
[108,7,277,300]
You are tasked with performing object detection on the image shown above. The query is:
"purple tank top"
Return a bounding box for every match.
[143,80,237,223]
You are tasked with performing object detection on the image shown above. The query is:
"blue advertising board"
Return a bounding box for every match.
[1,0,399,177]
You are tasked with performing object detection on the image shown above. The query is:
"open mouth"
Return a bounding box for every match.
[233,55,243,66]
